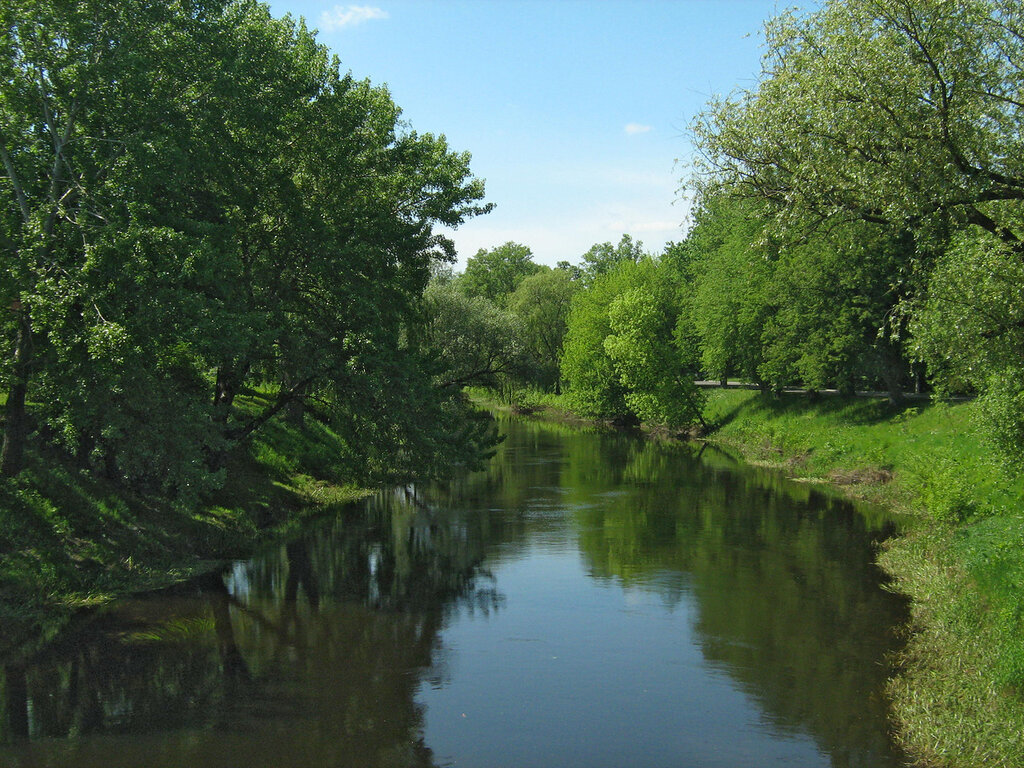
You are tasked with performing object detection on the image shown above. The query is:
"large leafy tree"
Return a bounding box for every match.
[458,241,541,305]
[682,197,775,388]
[417,281,523,392]
[0,0,234,485]
[561,263,639,420]
[604,262,706,430]
[0,0,492,492]
[692,0,1024,245]
[507,267,577,393]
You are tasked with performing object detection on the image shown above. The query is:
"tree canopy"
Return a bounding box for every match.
[0,0,493,492]
[458,241,541,305]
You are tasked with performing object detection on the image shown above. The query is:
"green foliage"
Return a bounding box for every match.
[561,262,641,419]
[692,0,1024,243]
[911,230,1024,466]
[0,0,494,497]
[561,256,705,430]
[604,270,705,429]
[419,281,525,391]
[689,0,1024,456]
[578,234,646,284]
[507,267,577,392]
[684,197,775,385]
[458,241,541,305]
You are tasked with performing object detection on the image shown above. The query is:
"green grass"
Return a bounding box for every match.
[703,390,1023,517]
[702,389,1024,767]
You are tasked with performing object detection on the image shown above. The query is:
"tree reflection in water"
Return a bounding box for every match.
[0,489,500,768]
[0,417,908,768]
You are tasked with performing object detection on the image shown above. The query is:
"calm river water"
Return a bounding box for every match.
[0,415,908,767]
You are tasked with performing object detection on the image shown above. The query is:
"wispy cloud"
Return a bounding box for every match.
[624,123,653,135]
[319,5,389,31]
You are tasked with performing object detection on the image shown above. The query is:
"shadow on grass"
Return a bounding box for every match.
[706,389,921,434]
[0,411,362,654]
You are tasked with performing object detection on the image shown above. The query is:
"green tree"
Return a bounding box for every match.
[760,224,912,399]
[0,0,493,492]
[910,228,1024,466]
[692,0,1024,246]
[604,263,706,430]
[683,197,775,388]
[418,281,524,392]
[561,260,651,421]
[458,241,541,305]
[689,0,1022,412]
[0,0,236,485]
[579,234,645,284]
[507,268,577,393]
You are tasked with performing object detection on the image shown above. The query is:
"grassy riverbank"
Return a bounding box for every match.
[498,386,1024,767]
[0,393,369,654]
[708,390,1024,767]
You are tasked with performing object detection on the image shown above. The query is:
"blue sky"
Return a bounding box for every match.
[266,0,782,267]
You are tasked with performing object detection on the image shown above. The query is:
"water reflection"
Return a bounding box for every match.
[0,416,907,767]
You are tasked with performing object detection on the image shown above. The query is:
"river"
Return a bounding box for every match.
[0,414,908,767]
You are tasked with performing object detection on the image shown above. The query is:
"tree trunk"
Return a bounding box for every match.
[285,398,305,429]
[1,312,33,477]
[4,663,29,738]
[208,363,248,470]
[283,375,306,429]
[212,366,241,427]
[877,340,906,405]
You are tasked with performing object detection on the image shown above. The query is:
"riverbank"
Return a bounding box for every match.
[487,386,1024,768]
[0,392,370,657]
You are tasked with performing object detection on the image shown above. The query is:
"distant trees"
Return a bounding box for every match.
[458,242,542,305]
[561,263,640,420]
[507,269,576,393]
[578,234,646,284]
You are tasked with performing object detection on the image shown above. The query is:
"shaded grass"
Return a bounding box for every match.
[0,402,368,657]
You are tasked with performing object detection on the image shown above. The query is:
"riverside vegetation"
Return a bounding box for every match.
[441,2,1024,763]
[3,1,1024,766]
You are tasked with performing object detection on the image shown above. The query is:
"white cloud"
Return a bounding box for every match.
[319,5,388,31]
[624,123,653,135]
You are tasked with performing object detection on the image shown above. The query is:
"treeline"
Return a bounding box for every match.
[455,0,1024,471]
[0,0,495,502]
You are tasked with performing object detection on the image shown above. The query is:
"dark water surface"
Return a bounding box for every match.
[0,416,908,767]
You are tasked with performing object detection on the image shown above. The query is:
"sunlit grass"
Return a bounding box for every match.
[702,388,1024,767]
